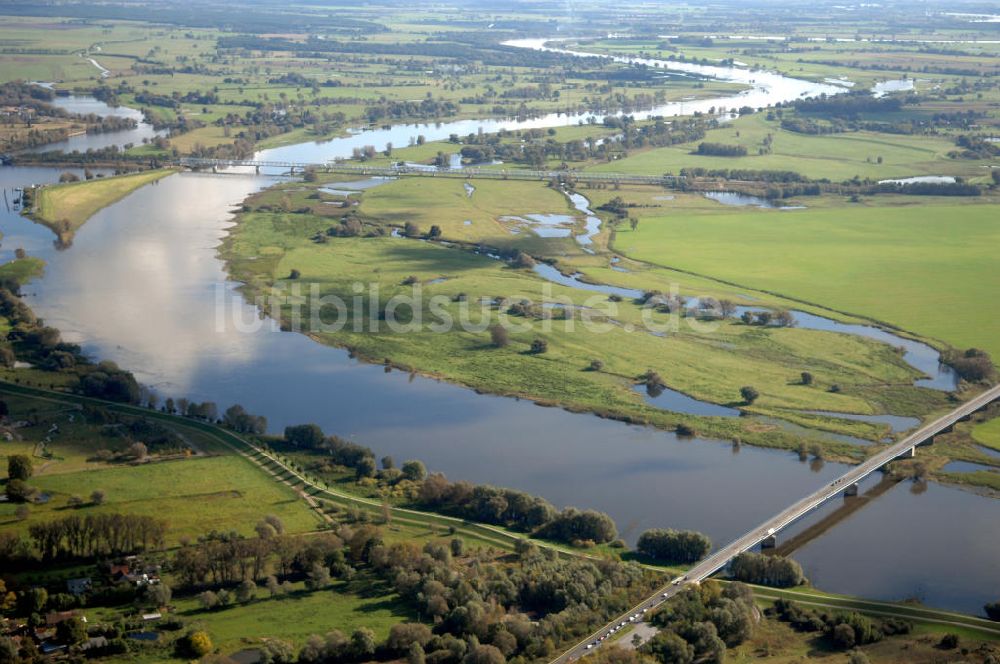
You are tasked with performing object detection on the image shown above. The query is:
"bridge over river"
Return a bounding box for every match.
[553,383,1000,664]
[175,157,681,187]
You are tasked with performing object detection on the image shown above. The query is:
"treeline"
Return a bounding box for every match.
[679,167,809,183]
[218,35,597,69]
[419,475,617,544]
[280,422,619,545]
[0,287,142,403]
[875,181,981,196]
[792,91,907,116]
[0,81,65,116]
[451,116,707,169]
[695,142,748,157]
[770,598,912,651]
[27,513,166,561]
[636,529,711,564]
[0,2,386,34]
[729,552,806,588]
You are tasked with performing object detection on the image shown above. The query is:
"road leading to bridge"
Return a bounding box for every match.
[552,383,1000,664]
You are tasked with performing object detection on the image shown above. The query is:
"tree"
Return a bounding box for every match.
[489,324,509,348]
[648,631,694,664]
[350,627,377,659]
[630,217,639,231]
[401,460,427,482]
[236,579,256,604]
[740,386,759,404]
[198,591,219,610]
[185,630,213,657]
[939,633,960,649]
[5,479,33,503]
[129,441,148,460]
[90,489,106,505]
[404,221,421,238]
[284,423,325,449]
[381,455,395,470]
[55,617,87,645]
[466,644,505,664]
[530,339,548,354]
[355,456,377,479]
[146,583,172,607]
[408,642,426,664]
[7,455,32,481]
[986,602,1000,621]
[387,623,432,654]
[429,225,442,238]
[260,639,295,664]
[0,638,19,664]
[306,563,331,590]
[830,622,855,650]
[800,371,813,385]
[847,651,871,664]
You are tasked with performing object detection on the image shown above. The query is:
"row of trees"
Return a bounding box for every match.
[280,421,621,545]
[26,512,166,561]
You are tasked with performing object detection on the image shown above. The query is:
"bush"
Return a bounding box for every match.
[530,339,548,354]
[939,633,960,649]
[7,454,33,481]
[740,385,759,404]
[182,630,213,657]
[489,324,509,348]
[5,479,34,503]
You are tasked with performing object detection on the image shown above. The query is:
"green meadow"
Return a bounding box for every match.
[0,455,322,543]
[589,113,982,182]
[615,200,1000,358]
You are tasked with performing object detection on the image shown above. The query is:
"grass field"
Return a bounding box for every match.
[616,201,1000,358]
[31,169,175,236]
[972,416,1000,452]
[174,576,414,653]
[0,454,322,543]
[589,113,984,182]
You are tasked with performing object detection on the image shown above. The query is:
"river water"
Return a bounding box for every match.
[0,46,996,615]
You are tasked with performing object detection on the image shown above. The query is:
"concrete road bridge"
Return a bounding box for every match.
[552,383,1000,664]
[174,157,682,187]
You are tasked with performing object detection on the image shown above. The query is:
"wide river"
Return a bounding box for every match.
[1,42,997,615]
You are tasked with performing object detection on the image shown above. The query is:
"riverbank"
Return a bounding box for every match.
[25,168,175,240]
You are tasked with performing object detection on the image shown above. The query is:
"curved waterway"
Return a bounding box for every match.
[0,52,995,613]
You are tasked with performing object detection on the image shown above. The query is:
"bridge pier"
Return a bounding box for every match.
[255,165,260,174]
[898,446,916,459]
[761,535,777,549]
[844,482,859,497]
